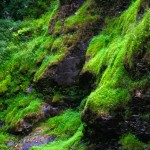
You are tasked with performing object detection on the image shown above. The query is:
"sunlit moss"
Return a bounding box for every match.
[83,0,150,115]
[32,125,84,150]
[4,94,42,128]
[31,110,84,150]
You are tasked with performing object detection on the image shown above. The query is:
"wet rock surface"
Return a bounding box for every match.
[9,103,59,135]
[124,88,150,142]
[12,127,56,150]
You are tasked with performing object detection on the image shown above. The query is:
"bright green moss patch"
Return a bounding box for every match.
[32,110,85,150]
[32,126,84,150]
[86,87,130,116]
[4,94,42,128]
[41,110,81,138]
[31,110,84,150]
[65,15,99,29]
[120,133,150,150]
[83,0,150,116]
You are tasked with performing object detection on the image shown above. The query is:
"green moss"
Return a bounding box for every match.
[0,0,59,96]
[65,15,99,29]
[0,75,11,94]
[54,20,63,34]
[0,132,15,150]
[41,110,81,138]
[120,133,150,150]
[31,110,84,150]
[33,35,69,81]
[52,92,64,103]
[83,0,150,116]
[4,94,42,128]
[34,36,54,63]
[32,125,84,150]
[64,0,100,30]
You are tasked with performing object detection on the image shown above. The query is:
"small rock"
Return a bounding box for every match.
[7,141,15,147]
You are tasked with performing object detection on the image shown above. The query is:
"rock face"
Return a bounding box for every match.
[37,44,87,88]
[124,89,150,142]
[59,0,85,17]
[9,103,59,135]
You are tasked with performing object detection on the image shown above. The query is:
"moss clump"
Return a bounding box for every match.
[0,75,11,94]
[31,110,85,150]
[4,94,42,129]
[120,133,150,150]
[64,0,100,31]
[32,125,85,150]
[41,110,81,138]
[82,0,150,116]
